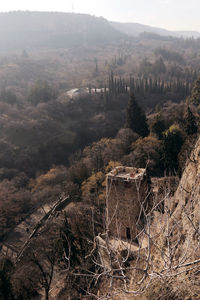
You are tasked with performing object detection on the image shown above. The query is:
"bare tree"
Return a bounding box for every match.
[11,218,63,300]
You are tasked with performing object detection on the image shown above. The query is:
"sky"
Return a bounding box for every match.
[0,0,200,32]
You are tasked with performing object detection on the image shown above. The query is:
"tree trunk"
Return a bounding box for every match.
[45,288,49,300]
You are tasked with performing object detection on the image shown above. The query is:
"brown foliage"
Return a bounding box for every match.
[0,180,33,237]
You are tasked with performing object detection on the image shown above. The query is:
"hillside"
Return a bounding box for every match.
[0,11,128,51]
[110,20,200,38]
[42,133,200,299]
[1,11,200,53]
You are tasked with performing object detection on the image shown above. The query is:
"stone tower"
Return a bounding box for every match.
[106,166,147,241]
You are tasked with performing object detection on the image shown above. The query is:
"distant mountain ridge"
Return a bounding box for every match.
[0,11,200,52]
[110,21,200,38]
[0,11,127,51]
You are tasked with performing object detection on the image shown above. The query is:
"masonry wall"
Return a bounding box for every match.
[106,176,147,240]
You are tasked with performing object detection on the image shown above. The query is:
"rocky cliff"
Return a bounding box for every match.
[142,136,200,299]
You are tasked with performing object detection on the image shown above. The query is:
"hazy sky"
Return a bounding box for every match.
[0,0,200,31]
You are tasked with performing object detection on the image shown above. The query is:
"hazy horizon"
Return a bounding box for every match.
[0,0,200,32]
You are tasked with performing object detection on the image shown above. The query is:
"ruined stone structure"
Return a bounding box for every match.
[106,166,148,241]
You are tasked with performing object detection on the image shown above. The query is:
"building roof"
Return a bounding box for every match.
[107,166,146,182]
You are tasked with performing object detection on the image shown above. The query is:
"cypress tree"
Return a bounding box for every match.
[125,93,149,137]
[162,125,183,174]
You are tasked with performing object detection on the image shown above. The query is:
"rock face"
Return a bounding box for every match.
[150,136,200,298]
[171,136,200,264]
[174,136,200,204]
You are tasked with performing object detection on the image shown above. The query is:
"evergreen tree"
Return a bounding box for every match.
[184,106,197,135]
[162,125,183,174]
[125,93,149,137]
